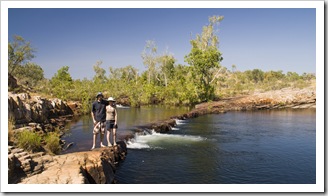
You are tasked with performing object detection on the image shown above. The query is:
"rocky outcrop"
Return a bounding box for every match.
[8,92,74,126]
[8,146,54,183]
[7,91,131,184]
[9,141,127,184]
[176,87,316,120]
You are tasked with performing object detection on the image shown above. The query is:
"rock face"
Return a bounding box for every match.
[8,92,74,125]
[180,87,316,120]
[9,141,127,184]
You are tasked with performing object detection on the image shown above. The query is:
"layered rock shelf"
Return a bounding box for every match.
[175,86,315,120]
[9,141,127,184]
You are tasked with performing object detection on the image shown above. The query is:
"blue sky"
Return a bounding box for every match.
[8,7,316,79]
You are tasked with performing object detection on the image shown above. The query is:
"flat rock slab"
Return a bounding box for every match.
[19,144,126,184]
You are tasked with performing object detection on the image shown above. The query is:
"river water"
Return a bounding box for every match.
[62,107,316,184]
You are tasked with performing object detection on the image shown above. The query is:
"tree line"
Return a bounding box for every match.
[8,16,315,114]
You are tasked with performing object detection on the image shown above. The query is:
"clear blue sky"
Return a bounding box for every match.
[8,8,316,79]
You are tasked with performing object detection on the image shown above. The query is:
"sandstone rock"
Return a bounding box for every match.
[8,92,74,126]
[15,142,127,184]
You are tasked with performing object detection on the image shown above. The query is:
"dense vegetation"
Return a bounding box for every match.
[9,16,315,115]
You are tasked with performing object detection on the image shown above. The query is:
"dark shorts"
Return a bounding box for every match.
[106,120,118,130]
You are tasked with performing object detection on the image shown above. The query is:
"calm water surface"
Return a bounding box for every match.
[62,105,191,153]
[63,107,316,184]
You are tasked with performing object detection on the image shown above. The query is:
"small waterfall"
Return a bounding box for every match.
[175,119,187,125]
[126,119,205,150]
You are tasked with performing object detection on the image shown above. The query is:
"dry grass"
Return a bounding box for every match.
[8,117,15,144]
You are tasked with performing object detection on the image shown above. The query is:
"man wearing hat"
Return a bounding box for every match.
[91,92,109,150]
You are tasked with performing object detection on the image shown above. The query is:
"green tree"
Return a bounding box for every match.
[185,15,224,102]
[264,70,284,82]
[301,72,315,81]
[158,54,175,87]
[8,35,35,75]
[93,60,107,83]
[14,62,44,87]
[109,65,138,83]
[286,71,301,81]
[50,66,73,100]
[245,69,264,84]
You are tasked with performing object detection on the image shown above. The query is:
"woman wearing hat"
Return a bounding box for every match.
[106,97,118,146]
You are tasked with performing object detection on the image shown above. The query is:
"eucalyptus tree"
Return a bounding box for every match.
[8,35,45,88]
[158,54,175,87]
[8,35,35,75]
[185,15,224,102]
[141,40,158,84]
[93,61,107,83]
[92,60,108,94]
[109,65,138,83]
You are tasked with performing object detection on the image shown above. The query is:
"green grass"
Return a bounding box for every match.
[17,130,42,152]
[44,132,61,155]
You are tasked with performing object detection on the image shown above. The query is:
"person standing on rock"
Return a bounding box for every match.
[106,97,118,147]
[91,92,109,150]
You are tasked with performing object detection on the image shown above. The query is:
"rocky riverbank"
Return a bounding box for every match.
[8,92,82,151]
[132,86,316,135]
[8,92,128,184]
[9,141,127,184]
[8,85,315,184]
[173,86,315,120]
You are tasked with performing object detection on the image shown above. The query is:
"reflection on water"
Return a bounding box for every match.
[62,105,191,153]
[114,109,316,184]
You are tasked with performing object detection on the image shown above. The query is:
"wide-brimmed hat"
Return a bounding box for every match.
[107,97,116,102]
[96,92,103,98]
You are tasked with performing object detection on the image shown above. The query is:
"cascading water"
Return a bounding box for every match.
[126,124,206,150]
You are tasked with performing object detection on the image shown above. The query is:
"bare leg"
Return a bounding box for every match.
[113,128,117,146]
[100,133,106,147]
[107,129,112,146]
[91,134,97,150]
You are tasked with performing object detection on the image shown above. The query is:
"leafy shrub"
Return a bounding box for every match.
[17,130,42,152]
[44,132,61,155]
